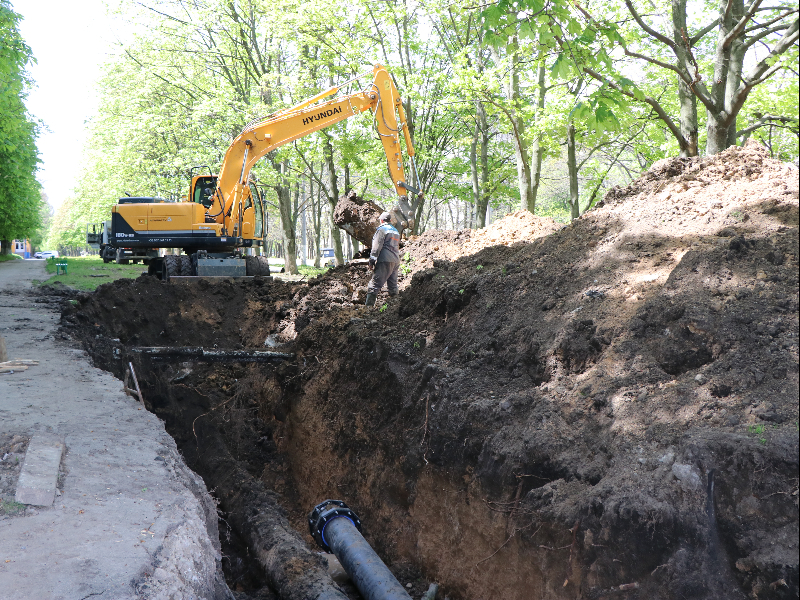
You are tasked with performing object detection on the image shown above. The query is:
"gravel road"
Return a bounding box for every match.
[0,259,231,599]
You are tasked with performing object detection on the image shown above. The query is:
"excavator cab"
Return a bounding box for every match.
[191,174,217,209]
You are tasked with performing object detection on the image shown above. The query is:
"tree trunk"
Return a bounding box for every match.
[672,0,699,157]
[529,62,547,212]
[470,115,480,221]
[321,130,344,266]
[277,161,298,274]
[0,240,10,256]
[677,82,699,157]
[300,184,307,267]
[724,25,746,148]
[505,37,535,213]
[475,101,491,228]
[309,164,322,268]
[567,123,580,220]
[705,0,741,154]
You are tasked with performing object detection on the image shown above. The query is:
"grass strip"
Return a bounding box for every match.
[41,256,147,291]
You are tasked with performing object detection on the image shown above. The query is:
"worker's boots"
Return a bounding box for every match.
[365,293,377,307]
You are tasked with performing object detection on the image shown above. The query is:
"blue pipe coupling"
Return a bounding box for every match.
[309,500,412,600]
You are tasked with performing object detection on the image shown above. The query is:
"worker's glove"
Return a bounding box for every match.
[369,257,376,269]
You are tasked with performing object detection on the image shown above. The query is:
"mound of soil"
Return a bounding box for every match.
[402,209,563,272]
[64,140,798,600]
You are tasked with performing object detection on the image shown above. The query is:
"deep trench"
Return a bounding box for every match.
[100,352,422,600]
[58,197,800,600]
[131,358,372,600]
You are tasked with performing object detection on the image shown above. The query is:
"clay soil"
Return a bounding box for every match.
[64,140,798,600]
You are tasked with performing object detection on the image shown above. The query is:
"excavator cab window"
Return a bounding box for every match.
[192,176,217,209]
[248,182,267,239]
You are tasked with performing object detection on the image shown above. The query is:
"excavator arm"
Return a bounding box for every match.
[204,65,420,238]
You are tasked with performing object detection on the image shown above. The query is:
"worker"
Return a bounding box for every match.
[365,212,401,306]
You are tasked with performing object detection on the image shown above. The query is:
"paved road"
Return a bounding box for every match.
[0,259,230,599]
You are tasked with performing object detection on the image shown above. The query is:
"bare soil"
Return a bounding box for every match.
[64,140,798,600]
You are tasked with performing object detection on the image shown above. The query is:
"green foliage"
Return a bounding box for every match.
[400,251,413,275]
[0,253,21,262]
[480,0,798,160]
[0,499,25,516]
[47,0,798,248]
[28,193,52,250]
[748,423,767,445]
[0,0,42,243]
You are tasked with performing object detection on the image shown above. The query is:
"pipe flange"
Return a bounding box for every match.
[308,500,362,553]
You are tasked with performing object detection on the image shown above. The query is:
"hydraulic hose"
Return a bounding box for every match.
[309,500,412,600]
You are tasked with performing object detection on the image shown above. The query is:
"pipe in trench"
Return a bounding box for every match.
[310,500,412,600]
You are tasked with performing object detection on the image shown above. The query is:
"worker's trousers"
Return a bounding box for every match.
[367,261,400,295]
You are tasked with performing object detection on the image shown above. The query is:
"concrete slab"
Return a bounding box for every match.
[14,432,64,506]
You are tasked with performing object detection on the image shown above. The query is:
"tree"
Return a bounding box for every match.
[28,191,52,251]
[0,0,41,253]
[577,0,799,155]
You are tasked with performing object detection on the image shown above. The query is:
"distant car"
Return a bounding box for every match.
[321,247,335,267]
[33,251,43,259]
[38,251,59,259]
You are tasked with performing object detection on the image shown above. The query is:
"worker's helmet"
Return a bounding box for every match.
[380,212,392,223]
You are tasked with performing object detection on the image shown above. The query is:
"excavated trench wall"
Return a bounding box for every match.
[65,252,798,600]
[74,316,612,600]
[62,143,799,600]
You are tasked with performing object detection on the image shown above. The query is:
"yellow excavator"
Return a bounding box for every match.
[108,64,422,279]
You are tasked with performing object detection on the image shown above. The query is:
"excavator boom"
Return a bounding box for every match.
[109,64,419,279]
[209,64,419,237]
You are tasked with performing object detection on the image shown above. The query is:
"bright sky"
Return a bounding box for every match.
[16,0,122,212]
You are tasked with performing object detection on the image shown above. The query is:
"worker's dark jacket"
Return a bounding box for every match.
[370,223,400,264]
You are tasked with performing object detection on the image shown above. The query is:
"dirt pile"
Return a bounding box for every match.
[402,209,563,273]
[64,141,798,600]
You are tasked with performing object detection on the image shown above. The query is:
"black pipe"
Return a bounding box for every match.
[309,500,412,600]
[130,346,293,362]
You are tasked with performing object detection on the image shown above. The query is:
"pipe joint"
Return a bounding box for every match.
[309,500,363,553]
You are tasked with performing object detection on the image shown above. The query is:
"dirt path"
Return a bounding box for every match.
[0,260,230,599]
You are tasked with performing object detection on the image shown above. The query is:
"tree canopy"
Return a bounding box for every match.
[0,0,42,251]
[46,0,798,259]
